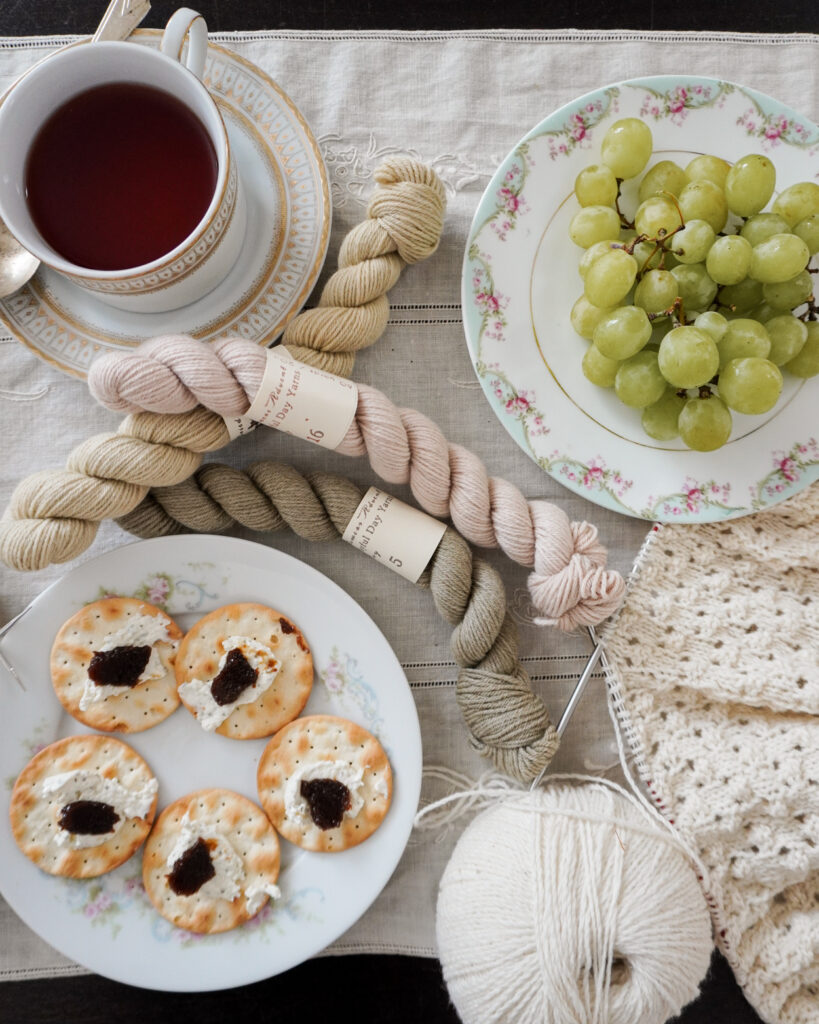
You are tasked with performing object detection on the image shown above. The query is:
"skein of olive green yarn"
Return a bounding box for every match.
[281,157,446,377]
[116,462,560,783]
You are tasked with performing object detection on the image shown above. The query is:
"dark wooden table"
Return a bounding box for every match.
[1,2,813,1020]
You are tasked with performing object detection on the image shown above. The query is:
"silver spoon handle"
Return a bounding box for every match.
[92,0,152,42]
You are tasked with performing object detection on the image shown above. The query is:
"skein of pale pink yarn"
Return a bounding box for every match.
[89,336,625,629]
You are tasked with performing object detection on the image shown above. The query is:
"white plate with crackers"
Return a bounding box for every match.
[0,535,421,991]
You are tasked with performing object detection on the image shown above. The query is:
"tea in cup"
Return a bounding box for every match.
[0,9,246,313]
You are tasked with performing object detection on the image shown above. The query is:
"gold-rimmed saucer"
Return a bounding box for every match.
[0,31,331,379]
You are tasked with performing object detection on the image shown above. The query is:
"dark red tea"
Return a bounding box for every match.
[25,82,218,271]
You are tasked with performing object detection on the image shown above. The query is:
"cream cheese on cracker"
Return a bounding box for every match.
[178,635,280,732]
[79,612,177,711]
[166,812,281,913]
[40,769,157,849]
[284,759,366,826]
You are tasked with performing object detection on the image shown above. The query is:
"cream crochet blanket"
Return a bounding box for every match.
[603,483,819,1024]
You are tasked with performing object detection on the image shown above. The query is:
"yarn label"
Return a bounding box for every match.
[342,487,447,583]
[225,415,258,440]
[244,347,358,450]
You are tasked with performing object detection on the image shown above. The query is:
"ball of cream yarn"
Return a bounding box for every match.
[436,783,713,1024]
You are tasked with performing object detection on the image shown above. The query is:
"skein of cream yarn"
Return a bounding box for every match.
[435,783,712,1024]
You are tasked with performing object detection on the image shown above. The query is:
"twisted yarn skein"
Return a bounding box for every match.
[88,335,625,629]
[116,461,559,782]
[0,409,225,572]
[436,782,712,1024]
[282,158,446,377]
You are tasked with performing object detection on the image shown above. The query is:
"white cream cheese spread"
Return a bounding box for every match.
[40,769,158,849]
[178,635,280,732]
[165,813,280,914]
[79,612,177,711]
[284,759,366,826]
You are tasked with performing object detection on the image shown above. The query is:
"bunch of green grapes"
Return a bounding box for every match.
[569,117,819,451]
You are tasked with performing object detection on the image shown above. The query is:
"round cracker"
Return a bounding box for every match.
[50,597,182,733]
[142,788,281,934]
[9,735,158,878]
[175,603,313,740]
[257,715,392,852]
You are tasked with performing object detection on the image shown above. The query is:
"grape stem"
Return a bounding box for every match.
[647,295,687,327]
[614,179,635,230]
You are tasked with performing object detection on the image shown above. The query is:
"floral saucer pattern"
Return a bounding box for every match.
[462,76,819,522]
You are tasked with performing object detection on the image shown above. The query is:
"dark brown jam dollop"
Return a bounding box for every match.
[58,799,120,835]
[88,645,152,687]
[300,778,352,830]
[210,648,258,706]
[167,837,215,896]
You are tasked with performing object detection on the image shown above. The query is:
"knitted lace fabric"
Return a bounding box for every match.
[603,483,819,1024]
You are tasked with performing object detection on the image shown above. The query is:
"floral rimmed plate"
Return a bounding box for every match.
[0,32,331,379]
[462,76,819,522]
[0,535,421,992]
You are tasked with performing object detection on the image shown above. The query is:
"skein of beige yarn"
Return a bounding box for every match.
[282,157,446,377]
[435,782,713,1024]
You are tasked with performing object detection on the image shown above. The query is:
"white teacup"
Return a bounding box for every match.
[0,9,246,313]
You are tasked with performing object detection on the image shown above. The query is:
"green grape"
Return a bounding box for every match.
[569,205,622,248]
[570,295,613,339]
[678,179,728,233]
[724,154,776,217]
[684,154,731,188]
[718,357,783,414]
[749,233,810,284]
[658,326,720,387]
[579,239,622,278]
[678,395,733,451]
[717,278,763,314]
[634,269,679,314]
[593,305,652,359]
[638,160,687,203]
[614,349,667,407]
[716,318,771,369]
[670,262,718,311]
[748,301,779,324]
[584,249,638,307]
[765,314,808,365]
[671,219,715,264]
[793,213,819,255]
[600,118,653,179]
[575,164,619,207]
[641,387,687,440]
[740,212,791,247]
[705,235,753,285]
[762,270,814,310]
[693,311,729,344]
[783,320,819,377]
[772,181,819,227]
[582,344,621,387]
[634,196,683,238]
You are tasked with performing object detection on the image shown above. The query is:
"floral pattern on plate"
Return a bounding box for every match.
[0,535,420,991]
[462,75,819,523]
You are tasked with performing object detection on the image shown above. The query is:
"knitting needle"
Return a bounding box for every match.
[0,603,34,692]
[529,624,604,790]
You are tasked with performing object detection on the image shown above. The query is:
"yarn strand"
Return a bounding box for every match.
[87,334,625,628]
[113,460,560,783]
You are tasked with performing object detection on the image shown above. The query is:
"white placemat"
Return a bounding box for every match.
[1,27,816,982]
